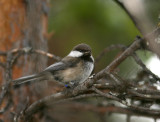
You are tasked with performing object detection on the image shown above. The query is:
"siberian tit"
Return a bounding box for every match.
[13,43,94,87]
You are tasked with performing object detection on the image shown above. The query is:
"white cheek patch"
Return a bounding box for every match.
[68,51,83,57]
[90,55,94,62]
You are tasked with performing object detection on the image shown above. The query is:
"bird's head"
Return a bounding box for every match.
[68,43,92,58]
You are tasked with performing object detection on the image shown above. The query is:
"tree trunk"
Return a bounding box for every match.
[0,0,49,121]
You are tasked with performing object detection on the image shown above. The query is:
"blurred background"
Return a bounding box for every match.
[0,0,160,121]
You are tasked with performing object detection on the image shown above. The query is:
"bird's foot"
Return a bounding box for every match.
[64,84,71,88]
[64,81,78,89]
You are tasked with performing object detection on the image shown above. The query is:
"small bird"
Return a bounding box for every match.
[13,43,94,88]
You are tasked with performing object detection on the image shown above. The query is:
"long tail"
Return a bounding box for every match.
[13,73,47,85]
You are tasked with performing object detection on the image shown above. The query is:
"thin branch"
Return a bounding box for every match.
[135,88,160,95]
[33,50,61,61]
[92,86,121,102]
[12,47,61,61]
[0,97,12,114]
[92,87,160,115]
[51,93,101,105]
[24,92,65,119]
[63,102,160,118]
[13,97,29,122]
[127,89,160,100]
[95,44,126,62]
[0,47,61,63]
[0,52,13,105]
[132,53,160,82]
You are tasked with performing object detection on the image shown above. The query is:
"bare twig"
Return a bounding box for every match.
[132,53,160,81]
[92,87,160,115]
[63,102,160,118]
[12,47,61,62]
[24,92,65,119]
[33,50,61,61]
[127,89,160,100]
[95,44,126,62]
[0,97,12,114]
[13,97,30,122]
[0,52,13,105]
[51,93,100,105]
[92,86,121,102]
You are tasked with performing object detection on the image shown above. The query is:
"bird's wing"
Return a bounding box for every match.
[44,57,80,74]
[44,61,68,72]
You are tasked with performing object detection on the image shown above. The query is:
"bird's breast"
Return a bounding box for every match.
[58,61,93,84]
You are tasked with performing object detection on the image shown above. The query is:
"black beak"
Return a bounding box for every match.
[84,51,91,56]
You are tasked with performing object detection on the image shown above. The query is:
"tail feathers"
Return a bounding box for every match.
[13,74,46,85]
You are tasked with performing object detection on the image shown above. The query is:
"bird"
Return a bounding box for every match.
[13,43,94,88]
